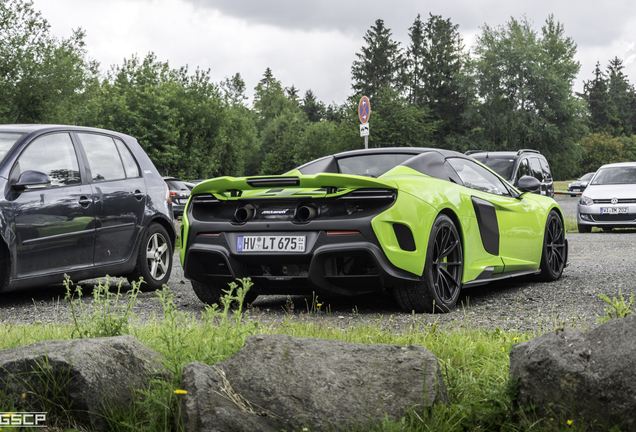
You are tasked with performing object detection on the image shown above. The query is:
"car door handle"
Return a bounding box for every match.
[134,190,144,201]
[78,196,92,207]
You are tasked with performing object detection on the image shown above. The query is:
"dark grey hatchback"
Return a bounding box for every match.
[0,124,176,293]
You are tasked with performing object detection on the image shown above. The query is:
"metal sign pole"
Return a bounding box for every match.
[358,96,371,150]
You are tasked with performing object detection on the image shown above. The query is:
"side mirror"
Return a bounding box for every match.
[517,175,541,194]
[13,170,51,192]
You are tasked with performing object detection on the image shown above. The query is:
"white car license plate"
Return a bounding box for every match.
[601,207,628,214]
[237,235,306,252]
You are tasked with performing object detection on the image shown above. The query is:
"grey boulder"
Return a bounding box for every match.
[0,335,170,430]
[181,334,448,432]
[510,313,636,430]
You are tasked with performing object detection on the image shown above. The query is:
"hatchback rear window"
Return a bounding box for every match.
[165,180,190,191]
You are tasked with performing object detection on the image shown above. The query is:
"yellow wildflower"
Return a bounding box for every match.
[567,420,573,426]
[174,389,188,395]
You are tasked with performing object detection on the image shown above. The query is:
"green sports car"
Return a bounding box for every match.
[180,147,568,313]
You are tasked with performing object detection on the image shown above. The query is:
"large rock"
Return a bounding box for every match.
[510,313,636,430]
[0,335,170,431]
[181,334,448,432]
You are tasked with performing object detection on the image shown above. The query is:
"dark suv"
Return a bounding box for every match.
[0,124,176,293]
[466,149,554,197]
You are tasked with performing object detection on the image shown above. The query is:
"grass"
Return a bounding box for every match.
[0,278,629,432]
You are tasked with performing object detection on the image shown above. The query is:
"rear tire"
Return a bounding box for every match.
[192,280,258,308]
[577,224,592,233]
[127,223,173,291]
[393,214,463,313]
[538,211,566,282]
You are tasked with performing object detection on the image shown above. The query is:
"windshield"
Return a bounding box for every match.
[0,133,23,162]
[591,167,636,185]
[471,157,515,180]
[579,172,595,181]
[337,153,415,177]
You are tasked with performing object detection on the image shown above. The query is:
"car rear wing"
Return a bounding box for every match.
[190,174,398,198]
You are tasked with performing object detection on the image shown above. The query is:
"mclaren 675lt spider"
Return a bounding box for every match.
[180,147,568,313]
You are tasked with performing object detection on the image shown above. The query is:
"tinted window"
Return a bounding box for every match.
[337,154,414,177]
[528,158,543,181]
[539,158,552,179]
[471,156,515,180]
[447,158,510,196]
[16,133,81,187]
[115,139,140,178]
[78,133,126,182]
[165,179,190,191]
[517,158,531,180]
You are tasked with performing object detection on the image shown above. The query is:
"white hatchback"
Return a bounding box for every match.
[577,162,636,232]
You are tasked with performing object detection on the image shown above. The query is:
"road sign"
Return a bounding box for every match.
[360,123,369,137]
[358,96,370,124]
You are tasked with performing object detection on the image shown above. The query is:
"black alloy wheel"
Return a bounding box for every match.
[538,211,566,281]
[394,214,463,313]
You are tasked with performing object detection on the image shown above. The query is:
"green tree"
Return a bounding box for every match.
[365,85,437,148]
[0,0,97,124]
[82,53,228,179]
[351,19,406,100]
[252,69,302,174]
[407,13,472,146]
[473,15,587,179]
[300,89,325,122]
[580,133,629,172]
[582,62,619,135]
[607,57,636,136]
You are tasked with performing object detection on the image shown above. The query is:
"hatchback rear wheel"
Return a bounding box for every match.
[127,223,173,291]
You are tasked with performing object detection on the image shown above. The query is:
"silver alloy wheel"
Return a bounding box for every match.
[145,232,170,280]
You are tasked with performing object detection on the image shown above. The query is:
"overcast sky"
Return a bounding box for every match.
[32,0,636,105]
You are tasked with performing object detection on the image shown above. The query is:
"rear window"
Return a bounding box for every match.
[471,156,515,180]
[165,179,190,191]
[337,154,414,177]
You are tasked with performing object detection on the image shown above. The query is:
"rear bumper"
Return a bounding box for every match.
[183,230,420,296]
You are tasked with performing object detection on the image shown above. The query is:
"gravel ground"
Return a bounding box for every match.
[1,195,635,335]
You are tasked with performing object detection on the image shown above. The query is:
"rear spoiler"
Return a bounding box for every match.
[191,174,398,196]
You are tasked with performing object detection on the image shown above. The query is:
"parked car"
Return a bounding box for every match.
[466,149,554,197]
[577,163,636,233]
[567,172,595,193]
[0,124,176,292]
[163,177,191,217]
[181,147,567,313]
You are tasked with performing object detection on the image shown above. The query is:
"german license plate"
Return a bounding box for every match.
[601,207,628,214]
[237,235,306,252]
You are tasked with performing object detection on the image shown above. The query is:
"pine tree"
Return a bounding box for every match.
[607,57,636,135]
[300,89,325,122]
[583,62,618,135]
[351,19,405,100]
